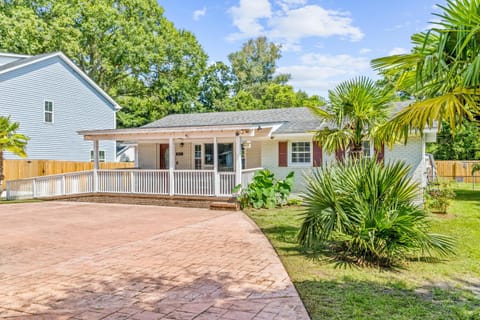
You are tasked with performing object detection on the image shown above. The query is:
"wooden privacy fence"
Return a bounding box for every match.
[3,160,134,188]
[435,160,480,183]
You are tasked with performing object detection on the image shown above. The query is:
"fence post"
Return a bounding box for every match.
[6,181,10,200]
[93,169,98,193]
[62,175,66,195]
[130,171,135,193]
[32,178,37,198]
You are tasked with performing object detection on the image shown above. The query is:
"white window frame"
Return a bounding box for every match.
[361,139,375,158]
[288,140,312,167]
[90,150,106,162]
[44,100,54,123]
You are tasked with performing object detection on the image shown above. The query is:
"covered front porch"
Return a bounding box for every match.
[6,124,273,200]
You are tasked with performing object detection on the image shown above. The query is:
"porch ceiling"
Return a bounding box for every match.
[78,123,279,142]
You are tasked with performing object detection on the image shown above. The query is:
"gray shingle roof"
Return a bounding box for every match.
[143,107,324,134]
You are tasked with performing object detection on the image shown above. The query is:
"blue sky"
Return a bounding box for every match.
[157,0,446,98]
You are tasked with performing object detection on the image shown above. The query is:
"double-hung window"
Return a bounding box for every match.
[90,150,106,162]
[362,140,372,158]
[290,142,311,165]
[44,101,54,123]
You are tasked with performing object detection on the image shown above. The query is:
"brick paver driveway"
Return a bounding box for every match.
[0,202,309,319]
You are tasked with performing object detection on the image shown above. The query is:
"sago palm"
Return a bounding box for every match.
[310,76,394,159]
[372,0,480,143]
[298,159,455,266]
[0,116,29,194]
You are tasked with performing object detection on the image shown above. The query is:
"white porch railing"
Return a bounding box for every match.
[241,167,262,188]
[5,168,262,200]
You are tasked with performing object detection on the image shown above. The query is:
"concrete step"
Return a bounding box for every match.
[209,201,239,211]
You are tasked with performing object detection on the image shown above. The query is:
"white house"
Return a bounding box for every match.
[0,52,119,162]
[5,106,437,200]
[80,107,437,193]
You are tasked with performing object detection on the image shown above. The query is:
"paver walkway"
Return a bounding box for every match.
[0,202,310,319]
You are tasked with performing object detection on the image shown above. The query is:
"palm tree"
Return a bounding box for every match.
[310,76,394,159]
[371,0,480,143]
[0,116,29,194]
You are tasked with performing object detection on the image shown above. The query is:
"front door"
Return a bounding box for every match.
[159,144,169,169]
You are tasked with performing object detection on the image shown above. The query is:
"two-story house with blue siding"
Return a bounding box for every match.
[0,52,119,162]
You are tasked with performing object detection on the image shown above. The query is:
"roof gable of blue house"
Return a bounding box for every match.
[0,52,118,162]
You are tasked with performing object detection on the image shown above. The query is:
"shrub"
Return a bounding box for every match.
[425,181,455,214]
[235,169,294,209]
[298,159,455,267]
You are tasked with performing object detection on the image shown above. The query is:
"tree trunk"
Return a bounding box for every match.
[350,142,363,160]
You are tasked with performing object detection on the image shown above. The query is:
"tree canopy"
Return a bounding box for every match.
[372,0,480,142]
[0,2,322,126]
[0,0,207,127]
[311,76,394,159]
[427,120,480,160]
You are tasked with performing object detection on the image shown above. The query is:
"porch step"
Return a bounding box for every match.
[209,201,239,211]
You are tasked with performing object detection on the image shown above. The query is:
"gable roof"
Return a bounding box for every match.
[0,52,120,110]
[143,107,324,134]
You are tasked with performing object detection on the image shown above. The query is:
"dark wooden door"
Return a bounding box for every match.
[159,144,169,169]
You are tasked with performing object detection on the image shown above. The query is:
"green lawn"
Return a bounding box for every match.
[246,184,480,320]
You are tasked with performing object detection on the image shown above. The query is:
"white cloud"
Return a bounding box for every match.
[227,1,363,48]
[276,0,307,12]
[277,53,371,96]
[388,47,409,55]
[228,0,272,41]
[193,7,207,21]
[269,5,363,43]
[359,48,371,54]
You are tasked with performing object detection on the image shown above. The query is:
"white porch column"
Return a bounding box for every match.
[93,140,100,170]
[235,133,242,188]
[133,145,139,168]
[213,137,219,196]
[169,137,175,196]
[93,140,99,193]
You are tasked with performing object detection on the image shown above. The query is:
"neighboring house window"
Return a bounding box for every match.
[363,140,371,158]
[290,142,311,164]
[90,150,106,162]
[44,100,54,123]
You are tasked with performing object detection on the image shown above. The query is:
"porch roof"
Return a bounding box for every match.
[78,123,280,142]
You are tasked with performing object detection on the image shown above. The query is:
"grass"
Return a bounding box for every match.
[246,183,480,320]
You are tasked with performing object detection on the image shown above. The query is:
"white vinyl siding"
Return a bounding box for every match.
[0,56,116,161]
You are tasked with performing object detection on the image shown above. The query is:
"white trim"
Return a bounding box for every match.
[0,52,31,58]
[79,124,274,136]
[272,133,315,139]
[288,140,313,167]
[0,52,120,111]
[43,99,54,124]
